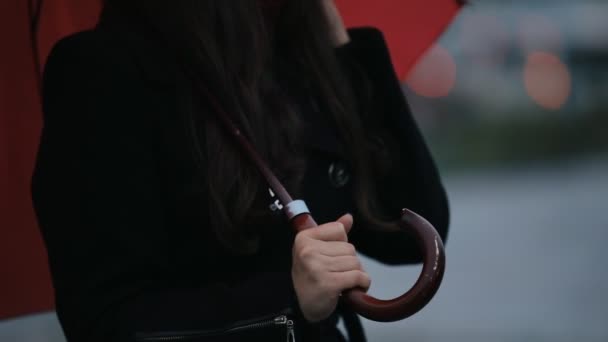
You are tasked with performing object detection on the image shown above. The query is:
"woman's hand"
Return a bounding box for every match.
[291,213,371,322]
[321,0,351,47]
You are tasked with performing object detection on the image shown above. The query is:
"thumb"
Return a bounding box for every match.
[336,213,354,234]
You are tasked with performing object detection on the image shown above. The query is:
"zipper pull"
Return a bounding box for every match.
[286,319,295,342]
[273,315,295,342]
[274,316,288,325]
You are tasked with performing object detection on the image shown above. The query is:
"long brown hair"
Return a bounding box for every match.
[103,0,401,255]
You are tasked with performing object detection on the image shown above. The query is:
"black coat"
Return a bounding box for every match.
[31,11,450,342]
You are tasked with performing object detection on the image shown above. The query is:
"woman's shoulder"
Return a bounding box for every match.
[45,21,178,87]
[48,29,98,56]
[41,25,180,136]
[43,31,139,99]
[45,26,127,70]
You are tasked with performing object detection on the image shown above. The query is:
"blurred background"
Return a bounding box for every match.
[2,0,607,341]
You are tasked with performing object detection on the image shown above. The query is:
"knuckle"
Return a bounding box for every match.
[334,222,344,231]
[294,231,308,245]
[359,271,371,286]
[337,228,347,241]
[301,227,318,239]
[311,259,326,274]
[297,245,315,260]
[300,226,322,240]
[353,257,362,270]
[341,256,357,270]
[332,222,344,234]
[347,243,356,255]
[319,276,332,290]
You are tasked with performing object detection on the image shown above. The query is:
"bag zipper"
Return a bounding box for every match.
[135,314,295,342]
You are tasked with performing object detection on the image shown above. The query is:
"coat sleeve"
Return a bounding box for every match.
[31,32,309,342]
[334,27,450,265]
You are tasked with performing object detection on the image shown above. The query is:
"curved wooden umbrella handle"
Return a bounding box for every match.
[341,208,446,322]
[290,207,446,323]
[198,74,446,322]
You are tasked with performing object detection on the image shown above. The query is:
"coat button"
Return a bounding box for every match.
[328,161,350,188]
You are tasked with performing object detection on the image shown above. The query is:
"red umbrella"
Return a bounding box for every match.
[336,0,462,80]
[0,0,462,320]
[0,0,102,320]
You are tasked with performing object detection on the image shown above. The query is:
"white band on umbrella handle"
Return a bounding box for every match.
[284,200,310,221]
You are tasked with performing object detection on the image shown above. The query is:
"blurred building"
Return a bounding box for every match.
[406,0,608,119]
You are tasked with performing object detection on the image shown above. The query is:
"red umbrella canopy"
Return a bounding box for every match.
[0,0,101,320]
[336,0,463,80]
[0,0,462,320]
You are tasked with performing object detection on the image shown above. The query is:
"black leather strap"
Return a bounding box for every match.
[338,300,367,342]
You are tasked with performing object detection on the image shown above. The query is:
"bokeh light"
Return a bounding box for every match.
[406,44,457,99]
[523,52,572,110]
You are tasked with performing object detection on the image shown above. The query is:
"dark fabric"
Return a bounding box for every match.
[30,13,449,342]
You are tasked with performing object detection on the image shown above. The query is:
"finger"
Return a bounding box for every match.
[304,222,348,242]
[336,213,353,234]
[317,241,356,257]
[323,255,363,273]
[330,270,371,292]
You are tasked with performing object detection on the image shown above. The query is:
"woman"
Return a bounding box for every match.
[31,0,450,341]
